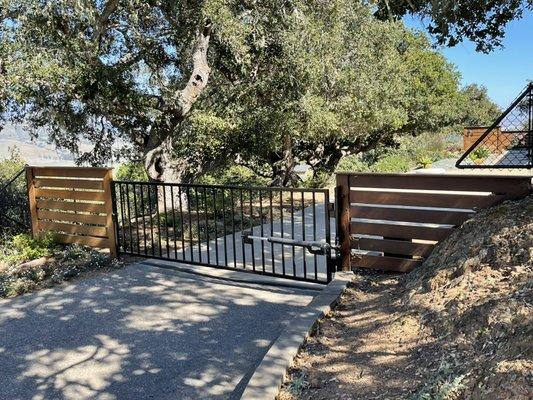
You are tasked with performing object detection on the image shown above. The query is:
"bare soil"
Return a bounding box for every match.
[279,194,533,400]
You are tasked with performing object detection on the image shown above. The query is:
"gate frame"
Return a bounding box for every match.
[112,180,335,284]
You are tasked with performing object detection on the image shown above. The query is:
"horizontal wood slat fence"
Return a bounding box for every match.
[336,173,532,273]
[26,167,117,256]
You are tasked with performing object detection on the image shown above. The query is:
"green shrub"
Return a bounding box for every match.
[417,155,433,169]
[199,165,269,187]
[372,154,414,173]
[0,232,57,265]
[0,146,26,182]
[469,146,490,162]
[336,155,371,173]
[114,162,149,181]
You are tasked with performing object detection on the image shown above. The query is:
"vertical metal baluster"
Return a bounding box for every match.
[133,184,141,254]
[222,189,228,266]
[195,187,202,263]
[155,185,163,256]
[230,189,237,268]
[324,190,332,283]
[212,187,219,266]
[139,184,148,255]
[118,184,127,253]
[178,186,186,260]
[280,190,285,276]
[240,189,246,269]
[170,185,178,259]
[249,189,256,271]
[187,187,194,261]
[301,191,307,278]
[291,190,296,277]
[125,184,134,254]
[163,185,170,257]
[147,185,155,256]
[269,190,274,273]
[312,191,318,280]
[203,186,210,265]
[259,189,265,272]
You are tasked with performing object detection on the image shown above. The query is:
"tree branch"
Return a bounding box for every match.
[95,0,120,45]
[175,19,212,116]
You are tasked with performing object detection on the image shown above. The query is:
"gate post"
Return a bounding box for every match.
[25,166,39,237]
[336,173,351,271]
[102,169,117,258]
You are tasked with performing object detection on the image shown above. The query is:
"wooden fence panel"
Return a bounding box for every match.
[26,166,117,257]
[336,172,532,273]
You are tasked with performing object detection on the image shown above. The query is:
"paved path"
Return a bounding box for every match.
[0,261,318,400]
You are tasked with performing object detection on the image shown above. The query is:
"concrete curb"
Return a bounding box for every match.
[140,258,325,292]
[239,271,353,400]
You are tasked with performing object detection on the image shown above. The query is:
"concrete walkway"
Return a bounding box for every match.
[0,261,318,400]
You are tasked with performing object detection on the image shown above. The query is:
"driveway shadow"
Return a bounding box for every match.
[0,262,316,400]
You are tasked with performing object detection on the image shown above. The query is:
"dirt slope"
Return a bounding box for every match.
[279,194,532,400]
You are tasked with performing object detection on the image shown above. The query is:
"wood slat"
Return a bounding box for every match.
[351,254,422,272]
[351,221,453,241]
[35,188,105,201]
[54,233,111,248]
[350,190,503,209]
[347,174,532,194]
[36,199,107,214]
[40,221,108,237]
[37,209,107,225]
[34,178,104,190]
[352,237,435,257]
[32,167,110,178]
[350,205,474,225]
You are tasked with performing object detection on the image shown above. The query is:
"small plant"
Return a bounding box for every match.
[417,155,433,169]
[410,359,467,400]
[287,370,309,395]
[468,146,490,163]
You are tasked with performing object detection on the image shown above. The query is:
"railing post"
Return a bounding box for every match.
[25,166,39,238]
[336,173,351,271]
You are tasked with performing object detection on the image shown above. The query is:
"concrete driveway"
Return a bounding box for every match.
[0,260,319,400]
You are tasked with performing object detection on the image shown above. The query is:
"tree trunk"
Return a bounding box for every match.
[271,133,300,187]
[141,19,212,212]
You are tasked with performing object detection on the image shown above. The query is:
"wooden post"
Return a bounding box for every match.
[336,173,351,271]
[25,166,39,237]
[102,168,117,258]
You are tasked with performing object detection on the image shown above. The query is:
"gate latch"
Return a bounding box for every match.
[242,231,331,255]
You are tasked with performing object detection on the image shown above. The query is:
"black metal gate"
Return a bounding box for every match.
[112,181,334,283]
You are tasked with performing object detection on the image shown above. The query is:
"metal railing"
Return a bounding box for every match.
[112,181,333,283]
[457,83,533,169]
[0,168,31,234]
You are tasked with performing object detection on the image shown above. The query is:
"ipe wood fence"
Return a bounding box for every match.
[26,166,117,256]
[336,173,532,272]
[21,166,532,278]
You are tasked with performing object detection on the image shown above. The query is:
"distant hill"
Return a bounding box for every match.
[0,124,89,166]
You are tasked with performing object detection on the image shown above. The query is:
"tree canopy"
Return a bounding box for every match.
[0,0,502,185]
[374,0,533,52]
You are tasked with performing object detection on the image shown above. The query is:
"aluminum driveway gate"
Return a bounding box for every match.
[112,181,335,284]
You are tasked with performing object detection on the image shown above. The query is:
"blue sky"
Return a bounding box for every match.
[405,10,533,108]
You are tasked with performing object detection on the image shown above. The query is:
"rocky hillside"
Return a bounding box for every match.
[400,193,532,399]
[279,193,532,400]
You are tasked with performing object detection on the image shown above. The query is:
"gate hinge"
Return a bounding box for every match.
[328,202,335,213]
